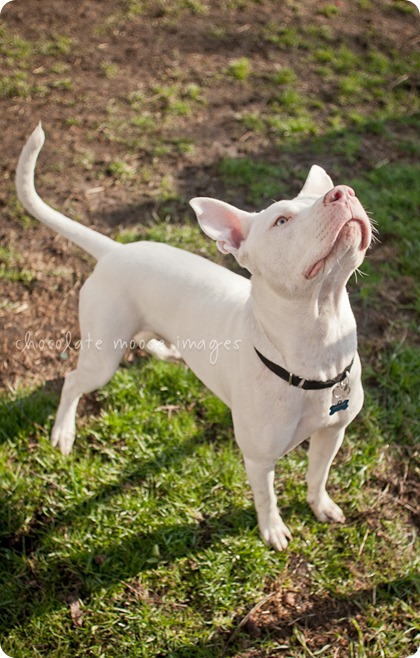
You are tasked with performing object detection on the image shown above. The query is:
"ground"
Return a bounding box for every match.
[1,0,418,388]
[0,0,419,656]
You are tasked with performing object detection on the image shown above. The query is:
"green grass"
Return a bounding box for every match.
[0,246,36,285]
[100,80,205,174]
[1,148,419,654]
[0,365,277,656]
[115,220,218,260]
[0,27,76,100]
[106,159,137,181]
[218,157,289,206]
[318,4,341,18]
[1,1,419,655]
[1,344,418,656]
[226,57,252,81]
[237,27,419,144]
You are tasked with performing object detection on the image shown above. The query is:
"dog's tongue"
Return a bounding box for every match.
[306,259,324,279]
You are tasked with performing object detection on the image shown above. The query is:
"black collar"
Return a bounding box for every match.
[254,347,354,390]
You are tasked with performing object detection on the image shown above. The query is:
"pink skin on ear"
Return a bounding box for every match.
[189,197,252,255]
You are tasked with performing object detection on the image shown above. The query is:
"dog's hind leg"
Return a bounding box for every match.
[134,331,182,363]
[51,279,139,455]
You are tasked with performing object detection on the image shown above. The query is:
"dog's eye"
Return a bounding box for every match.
[273,216,290,227]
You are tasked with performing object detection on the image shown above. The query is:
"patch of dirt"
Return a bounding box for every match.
[0,3,418,654]
[1,0,417,389]
[227,554,418,657]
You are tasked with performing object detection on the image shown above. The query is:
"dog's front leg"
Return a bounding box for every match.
[243,456,292,551]
[306,427,346,523]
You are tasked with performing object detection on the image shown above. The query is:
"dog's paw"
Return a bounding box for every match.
[259,513,292,551]
[51,424,75,456]
[308,493,346,524]
[146,339,183,363]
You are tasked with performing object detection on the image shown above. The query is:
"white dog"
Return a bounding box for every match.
[16,124,372,551]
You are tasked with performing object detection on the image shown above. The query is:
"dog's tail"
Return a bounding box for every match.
[16,123,118,260]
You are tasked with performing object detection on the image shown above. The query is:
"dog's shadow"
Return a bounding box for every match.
[0,378,62,444]
[0,375,258,633]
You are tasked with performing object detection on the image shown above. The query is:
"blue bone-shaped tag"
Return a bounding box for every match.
[329,399,349,415]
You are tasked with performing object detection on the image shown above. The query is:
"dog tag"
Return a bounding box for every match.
[329,377,351,415]
[329,399,349,415]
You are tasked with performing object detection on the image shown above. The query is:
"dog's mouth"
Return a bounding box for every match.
[305,216,371,280]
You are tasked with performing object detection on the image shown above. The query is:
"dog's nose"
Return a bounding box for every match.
[324,185,355,205]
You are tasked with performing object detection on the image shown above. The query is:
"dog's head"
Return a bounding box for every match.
[190,166,372,297]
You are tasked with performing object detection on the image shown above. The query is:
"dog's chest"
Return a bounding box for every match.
[294,387,352,435]
[244,372,364,460]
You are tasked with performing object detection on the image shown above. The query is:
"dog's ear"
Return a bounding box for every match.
[190,197,252,255]
[298,165,334,197]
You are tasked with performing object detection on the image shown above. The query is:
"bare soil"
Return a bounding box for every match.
[0,2,418,652]
[1,0,418,388]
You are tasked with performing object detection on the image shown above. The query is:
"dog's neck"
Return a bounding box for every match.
[249,275,357,380]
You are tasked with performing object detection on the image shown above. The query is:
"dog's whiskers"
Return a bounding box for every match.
[354,268,369,281]
[365,214,380,247]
